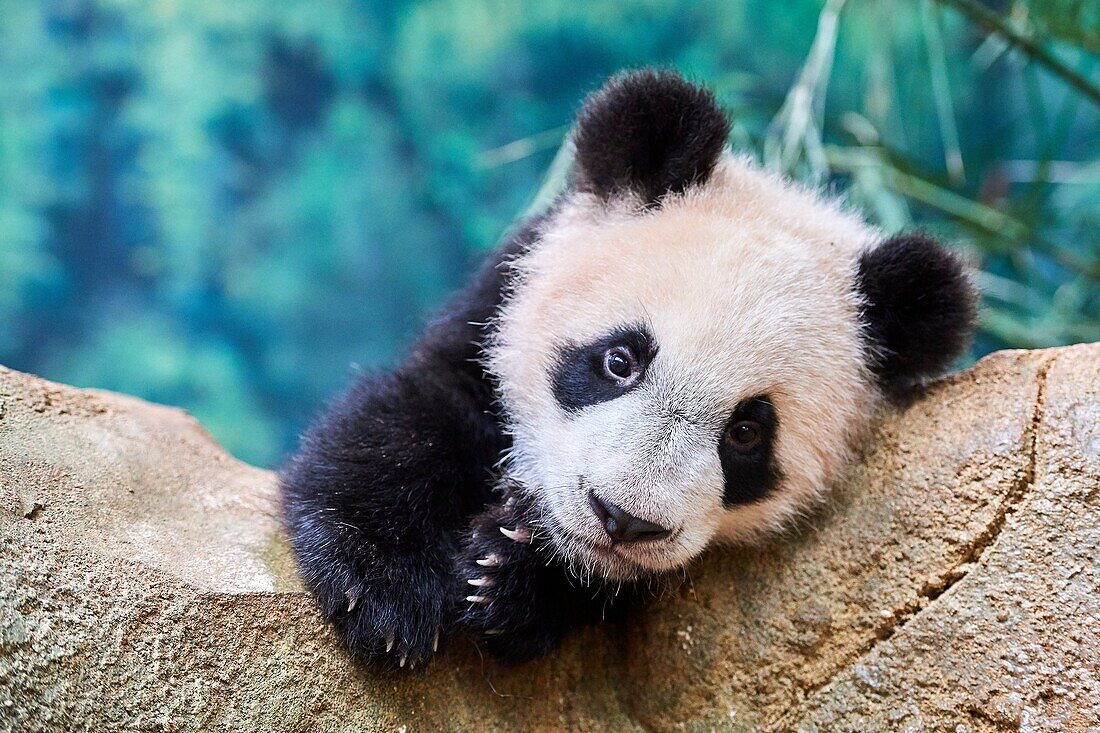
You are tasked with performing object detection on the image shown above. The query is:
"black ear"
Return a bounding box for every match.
[856,232,978,390]
[571,69,730,205]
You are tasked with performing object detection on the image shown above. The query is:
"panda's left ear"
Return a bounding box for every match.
[856,232,978,390]
[571,69,730,205]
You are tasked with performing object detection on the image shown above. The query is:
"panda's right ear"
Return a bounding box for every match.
[856,232,978,390]
[571,69,730,206]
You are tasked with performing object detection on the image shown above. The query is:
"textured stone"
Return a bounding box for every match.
[1,344,1097,732]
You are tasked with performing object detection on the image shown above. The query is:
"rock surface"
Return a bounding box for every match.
[1,344,1097,732]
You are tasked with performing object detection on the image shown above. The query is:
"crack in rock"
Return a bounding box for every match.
[788,355,1055,716]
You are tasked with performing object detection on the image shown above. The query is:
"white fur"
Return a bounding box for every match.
[486,154,881,580]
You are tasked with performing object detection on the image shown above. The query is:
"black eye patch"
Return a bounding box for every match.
[719,395,781,505]
[550,326,656,413]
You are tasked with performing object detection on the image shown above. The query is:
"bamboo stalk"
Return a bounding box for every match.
[934,0,1100,106]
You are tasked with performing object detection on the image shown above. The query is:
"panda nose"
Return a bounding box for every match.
[588,492,672,543]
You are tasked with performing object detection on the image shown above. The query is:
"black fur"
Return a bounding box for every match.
[551,325,656,412]
[278,217,592,668]
[572,69,730,205]
[719,395,781,505]
[856,233,977,390]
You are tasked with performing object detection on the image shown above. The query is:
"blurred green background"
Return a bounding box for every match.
[1,0,1097,467]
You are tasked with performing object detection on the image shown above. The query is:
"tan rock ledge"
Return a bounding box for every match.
[1,344,1098,732]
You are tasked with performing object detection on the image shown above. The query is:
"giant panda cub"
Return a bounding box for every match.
[281,69,976,669]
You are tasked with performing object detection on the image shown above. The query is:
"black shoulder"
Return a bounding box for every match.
[857,232,978,390]
[410,214,544,377]
[571,68,730,205]
[281,213,546,538]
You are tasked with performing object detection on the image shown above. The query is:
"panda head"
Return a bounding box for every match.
[486,70,976,581]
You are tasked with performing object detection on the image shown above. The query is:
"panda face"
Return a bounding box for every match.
[485,70,974,582]
[488,157,880,580]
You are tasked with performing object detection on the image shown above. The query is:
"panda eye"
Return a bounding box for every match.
[725,420,762,451]
[551,326,654,412]
[601,346,637,383]
[718,396,779,505]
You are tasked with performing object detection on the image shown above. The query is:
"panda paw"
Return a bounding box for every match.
[455,499,582,663]
[310,551,452,671]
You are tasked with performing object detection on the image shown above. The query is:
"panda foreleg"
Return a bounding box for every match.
[279,349,503,669]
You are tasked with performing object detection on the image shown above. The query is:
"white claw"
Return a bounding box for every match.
[476,554,504,567]
[433,630,440,653]
[385,634,394,653]
[345,588,359,613]
[485,628,504,636]
[409,659,417,670]
[465,595,492,604]
[399,654,407,668]
[500,526,532,543]
[467,576,494,588]
[503,495,517,509]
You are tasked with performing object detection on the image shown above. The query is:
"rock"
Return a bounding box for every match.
[1,345,1097,732]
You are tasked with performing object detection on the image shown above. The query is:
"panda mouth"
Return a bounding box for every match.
[579,527,684,553]
[528,480,688,578]
[556,526,685,577]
